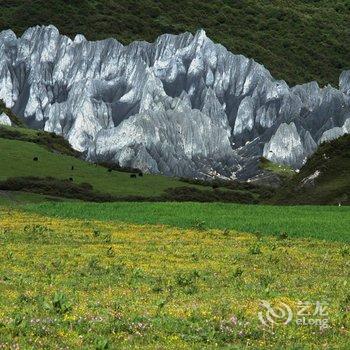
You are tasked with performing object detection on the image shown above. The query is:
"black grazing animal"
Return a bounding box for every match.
[33,157,38,161]
[69,177,73,182]
[139,172,143,177]
[108,168,113,173]
[130,174,137,178]
[71,166,74,170]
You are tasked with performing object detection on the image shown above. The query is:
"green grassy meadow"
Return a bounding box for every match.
[0,209,349,349]
[1,132,349,348]
[25,202,350,243]
[0,192,55,206]
[0,137,203,198]
[0,2,349,347]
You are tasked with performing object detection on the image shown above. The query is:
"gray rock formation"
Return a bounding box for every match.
[263,122,317,168]
[0,25,349,179]
[340,71,350,95]
[319,119,350,144]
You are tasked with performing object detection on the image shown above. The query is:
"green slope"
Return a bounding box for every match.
[0,135,202,198]
[271,134,350,205]
[0,125,80,157]
[0,125,273,203]
[259,157,295,178]
[1,0,349,86]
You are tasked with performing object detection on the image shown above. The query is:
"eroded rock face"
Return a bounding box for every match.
[263,123,313,168]
[0,25,349,179]
[340,71,350,95]
[319,119,350,144]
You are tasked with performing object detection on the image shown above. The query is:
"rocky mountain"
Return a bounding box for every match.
[0,25,349,179]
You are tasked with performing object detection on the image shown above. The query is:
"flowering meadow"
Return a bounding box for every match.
[0,209,349,349]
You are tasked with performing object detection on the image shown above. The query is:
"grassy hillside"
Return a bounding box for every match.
[0,0,349,86]
[0,126,268,202]
[0,125,80,157]
[25,201,350,242]
[0,134,203,198]
[0,209,349,348]
[272,134,350,205]
[259,157,295,179]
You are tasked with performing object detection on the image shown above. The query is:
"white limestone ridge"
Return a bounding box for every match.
[0,25,349,179]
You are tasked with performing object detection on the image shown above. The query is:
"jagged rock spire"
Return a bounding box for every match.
[0,25,349,179]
